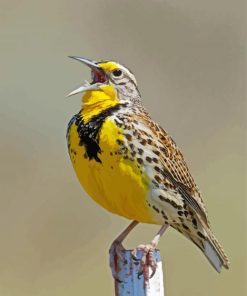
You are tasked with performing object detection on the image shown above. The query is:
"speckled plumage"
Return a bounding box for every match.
[67,58,229,273]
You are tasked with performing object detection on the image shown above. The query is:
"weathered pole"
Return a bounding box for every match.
[113,249,165,296]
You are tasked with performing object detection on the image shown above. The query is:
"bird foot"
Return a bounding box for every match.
[132,243,157,281]
[109,240,126,282]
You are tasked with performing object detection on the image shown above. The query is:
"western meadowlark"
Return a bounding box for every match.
[66,57,229,279]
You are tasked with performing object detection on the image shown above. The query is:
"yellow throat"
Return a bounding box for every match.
[81,84,119,123]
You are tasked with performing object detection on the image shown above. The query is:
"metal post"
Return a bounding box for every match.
[113,249,165,296]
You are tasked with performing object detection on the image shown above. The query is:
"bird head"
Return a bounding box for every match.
[67,57,141,104]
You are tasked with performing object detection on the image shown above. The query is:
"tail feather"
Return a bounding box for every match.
[172,212,230,272]
[203,229,230,273]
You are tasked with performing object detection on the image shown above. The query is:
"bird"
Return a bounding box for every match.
[66,56,229,279]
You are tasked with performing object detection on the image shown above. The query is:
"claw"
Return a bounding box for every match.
[137,271,143,279]
[149,268,156,279]
[132,255,140,262]
[131,249,140,262]
[133,244,158,283]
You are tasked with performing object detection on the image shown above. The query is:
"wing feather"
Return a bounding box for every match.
[135,110,209,225]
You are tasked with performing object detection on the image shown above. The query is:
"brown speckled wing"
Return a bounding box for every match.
[136,109,209,225]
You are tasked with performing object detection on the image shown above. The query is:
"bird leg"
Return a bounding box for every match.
[109,220,139,281]
[132,223,169,280]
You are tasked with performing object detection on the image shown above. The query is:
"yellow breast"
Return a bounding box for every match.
[68,118,156,223]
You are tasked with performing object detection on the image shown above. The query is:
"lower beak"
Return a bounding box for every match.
[67,56,104,97]
[66,82,103,97]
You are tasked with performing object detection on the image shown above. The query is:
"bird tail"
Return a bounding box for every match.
[202,227,230,273]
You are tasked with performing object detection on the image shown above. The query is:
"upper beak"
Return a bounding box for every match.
[66,56,104,97]
[68,56,101,71]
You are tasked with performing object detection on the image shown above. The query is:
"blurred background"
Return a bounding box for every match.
[0,0,246,295]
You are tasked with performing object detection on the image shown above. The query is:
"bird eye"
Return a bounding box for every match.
[112,69,123,77]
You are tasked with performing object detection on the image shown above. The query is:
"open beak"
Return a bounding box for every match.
[67,56,107,97]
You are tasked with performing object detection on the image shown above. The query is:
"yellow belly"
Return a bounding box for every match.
[68,118,156,223]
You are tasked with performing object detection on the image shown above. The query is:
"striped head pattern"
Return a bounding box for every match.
[67,57,141,104]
